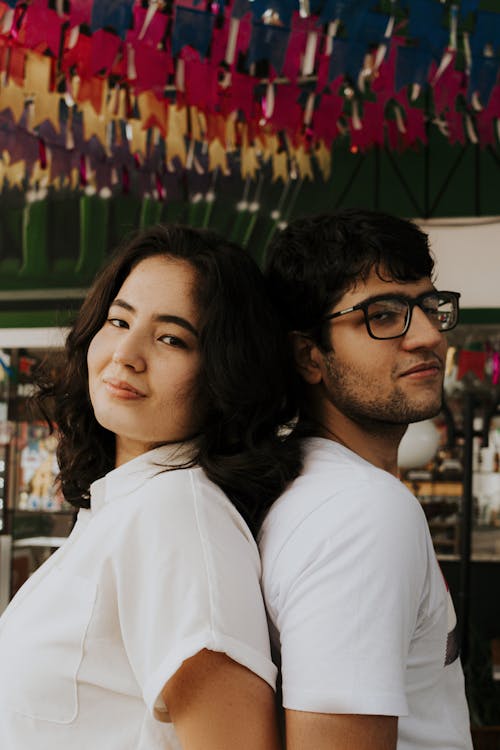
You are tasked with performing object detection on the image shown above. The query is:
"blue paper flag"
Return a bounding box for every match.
[248,22,290,74]
[468,54,500,106]
[90,0,135,40]
[172,7,215,59]
[232,0,297,24]
[319,0,374,25]
[408,0,448,61]
[458,0,479,19]
[395,45,433,91]
[232,0,252,20]
[328,38,365,83]
[352,10,390,46]
[471,11,500,56]
[247,0,298,27]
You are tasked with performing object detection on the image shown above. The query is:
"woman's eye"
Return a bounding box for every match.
[159,334,186,348]
[108,317,128,329]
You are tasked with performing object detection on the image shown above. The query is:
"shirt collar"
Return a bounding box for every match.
[89,440,197,512]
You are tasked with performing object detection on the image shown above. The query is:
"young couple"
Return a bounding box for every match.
[0,210,472,750]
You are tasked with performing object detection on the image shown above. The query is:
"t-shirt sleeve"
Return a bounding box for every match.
[111,469,277,720]
[264,477,429,716]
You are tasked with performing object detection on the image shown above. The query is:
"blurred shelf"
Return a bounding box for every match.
[13,536,66,548]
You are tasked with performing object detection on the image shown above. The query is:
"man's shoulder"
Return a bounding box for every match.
[272,436,404,504]
[259,437,412,548]
[301,436,381,476]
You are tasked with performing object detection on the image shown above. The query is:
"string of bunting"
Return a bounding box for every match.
[0,0,498,197]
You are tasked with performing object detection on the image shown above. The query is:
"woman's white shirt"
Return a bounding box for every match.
[0,444,276,750]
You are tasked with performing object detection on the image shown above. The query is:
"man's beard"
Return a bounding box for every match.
[323,351,443,433]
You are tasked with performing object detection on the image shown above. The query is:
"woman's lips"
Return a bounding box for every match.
[103,379,146,399]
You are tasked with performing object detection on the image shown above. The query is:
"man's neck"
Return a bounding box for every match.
[301,404,406,477]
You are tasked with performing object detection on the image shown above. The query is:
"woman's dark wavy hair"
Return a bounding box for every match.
[35,224,302,535]
[265,208,435,350]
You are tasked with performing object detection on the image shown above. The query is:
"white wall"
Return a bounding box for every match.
[0,328,67,348]
[419,217,500,308]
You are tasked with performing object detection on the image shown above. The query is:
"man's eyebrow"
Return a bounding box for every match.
[357,289,437,305]
[110,298,199,337]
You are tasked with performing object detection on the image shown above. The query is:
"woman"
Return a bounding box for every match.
[0,224,301,749]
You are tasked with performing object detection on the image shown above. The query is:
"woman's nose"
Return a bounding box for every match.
[112,340,146,371]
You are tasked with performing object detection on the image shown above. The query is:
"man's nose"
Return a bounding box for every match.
[402,306,444,350]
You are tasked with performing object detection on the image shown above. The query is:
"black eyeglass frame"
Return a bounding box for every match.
[320,290,461,341]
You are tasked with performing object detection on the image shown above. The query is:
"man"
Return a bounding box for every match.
[259,209,472,750]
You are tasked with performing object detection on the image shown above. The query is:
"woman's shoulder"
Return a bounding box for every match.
[136,466,257,547]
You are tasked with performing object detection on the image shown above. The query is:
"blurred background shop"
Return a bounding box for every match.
[0,1,499,746]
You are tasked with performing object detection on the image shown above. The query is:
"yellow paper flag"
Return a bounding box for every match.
[0,80,25,122]
[128,118,148,156]
[208,138,228,174]
[5,160,26,188]
[166,105,187,165]
[314,140,332,181]
[81,100,108,144]
[32,91,61,130]
[293,144,314,182]
[24,51,51,96]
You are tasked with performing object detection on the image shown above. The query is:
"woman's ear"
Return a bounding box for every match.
[290,332,324,385]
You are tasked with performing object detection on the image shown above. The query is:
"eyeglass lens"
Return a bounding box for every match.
[367,293,457,339]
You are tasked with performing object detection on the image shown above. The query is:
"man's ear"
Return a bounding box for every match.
[290,332,324,385]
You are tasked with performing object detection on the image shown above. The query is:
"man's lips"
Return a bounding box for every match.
[103,378,146,398]
[399,360,443,378]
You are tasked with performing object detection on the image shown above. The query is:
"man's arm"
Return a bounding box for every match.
[285,709,397,750]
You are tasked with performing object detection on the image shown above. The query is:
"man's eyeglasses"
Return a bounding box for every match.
[321,290,461,341]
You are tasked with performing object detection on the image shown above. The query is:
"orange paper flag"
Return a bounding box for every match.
[138,91,168,136]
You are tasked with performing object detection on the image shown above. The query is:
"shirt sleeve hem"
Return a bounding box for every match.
[143,630,278,721]
[283,689,409,717]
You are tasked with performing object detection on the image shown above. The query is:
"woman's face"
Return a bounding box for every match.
[87,255,202,467]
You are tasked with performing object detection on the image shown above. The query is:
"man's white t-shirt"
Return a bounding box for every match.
[0,443,276,750]
[259,437,473,750]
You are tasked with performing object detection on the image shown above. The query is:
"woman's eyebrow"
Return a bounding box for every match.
[111,298,199,337]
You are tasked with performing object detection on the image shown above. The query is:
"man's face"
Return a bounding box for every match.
[316,271,448,429]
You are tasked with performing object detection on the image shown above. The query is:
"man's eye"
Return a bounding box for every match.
[368,309,400,323]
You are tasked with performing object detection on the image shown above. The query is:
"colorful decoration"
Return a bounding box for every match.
[0,0,498,194]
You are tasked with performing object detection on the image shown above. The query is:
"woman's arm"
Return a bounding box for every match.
[162,649,282,750]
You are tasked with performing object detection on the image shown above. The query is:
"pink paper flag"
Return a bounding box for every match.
[363,101,385,147]
[184,58,219,111]
[269,83,302,133]
[128,4,168,47]
[133,42,173,95]
[349,120,372,152]
[405,107,427,145]
[90,30,122,77]
[314,90,344,148]
[445,110,465,146]
[62,32,92,77]
[22,1,65,56]
[431,57,464,116]
[68,0,93,28]
[475,110,495,146]
[282,12,318,83]
[218,71,256,120]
